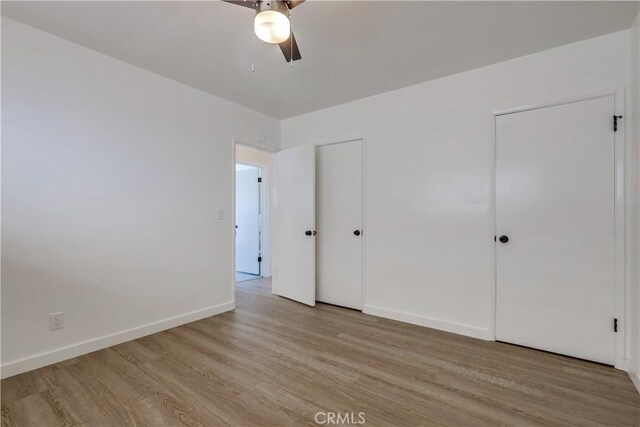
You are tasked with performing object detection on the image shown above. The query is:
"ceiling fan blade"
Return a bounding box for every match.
[284,0,305,9]
[221,0,257,9]
[279,31,301,62]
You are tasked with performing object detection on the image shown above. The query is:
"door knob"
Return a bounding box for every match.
[353,230,361,236]
[499,235,509,243]
[305,230,312,236]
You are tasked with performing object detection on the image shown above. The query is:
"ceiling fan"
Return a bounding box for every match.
[223,0,304,63]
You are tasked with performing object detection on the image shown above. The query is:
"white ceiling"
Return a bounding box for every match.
[2,1,638,119]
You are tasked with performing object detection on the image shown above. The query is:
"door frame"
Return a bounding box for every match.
[490,88,627,369]
[315,136,367,309]
[231,138,276,304]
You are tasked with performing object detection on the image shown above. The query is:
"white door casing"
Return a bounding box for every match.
[274,145,316,306]
[495,94,616,365]
[316,140,364,310]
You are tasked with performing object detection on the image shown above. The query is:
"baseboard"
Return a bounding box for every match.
[1,301,235,379]
[629,371,640,394]
[363,305,493,341]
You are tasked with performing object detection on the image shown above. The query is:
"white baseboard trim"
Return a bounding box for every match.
[1,301,235,379]
[363,305,493,341]
[629,371,640,394]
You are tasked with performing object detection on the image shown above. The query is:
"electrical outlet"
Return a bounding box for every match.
[49,312,64,331]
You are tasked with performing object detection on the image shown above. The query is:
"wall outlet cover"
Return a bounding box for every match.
[49,312,64,331]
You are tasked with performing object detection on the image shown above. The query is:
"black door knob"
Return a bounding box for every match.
[499,235,509,243]
[353,230,361,236]
[305,230,312,236]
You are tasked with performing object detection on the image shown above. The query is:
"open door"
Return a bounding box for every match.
[274,145,316,306]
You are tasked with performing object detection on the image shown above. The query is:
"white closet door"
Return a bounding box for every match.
[495,95,615,364]
[235,168,260,275]
[274,145,316,306]
[316,140,363,309]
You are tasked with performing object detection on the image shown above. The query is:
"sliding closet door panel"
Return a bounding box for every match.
[495,95,615,364]
[316,140,363,310]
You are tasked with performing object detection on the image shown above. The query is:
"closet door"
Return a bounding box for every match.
[274,145,316,306]
[495,95,615,364]
[316,140,363,310]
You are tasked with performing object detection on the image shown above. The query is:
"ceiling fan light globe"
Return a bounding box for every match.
[254,10,290,44]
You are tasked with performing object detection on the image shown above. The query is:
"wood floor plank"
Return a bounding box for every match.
[2,277,639,426]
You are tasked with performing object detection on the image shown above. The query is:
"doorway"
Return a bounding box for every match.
[236,163,262,282]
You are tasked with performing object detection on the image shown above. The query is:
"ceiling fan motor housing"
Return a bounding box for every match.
[256,0,289,15]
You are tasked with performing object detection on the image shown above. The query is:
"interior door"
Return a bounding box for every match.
[495,95,615,365]
[274,145,316,306]
[235,167,260,275]
[316,140,363,309]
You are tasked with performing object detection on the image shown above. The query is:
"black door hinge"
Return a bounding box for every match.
[614,115,623,132]
[257,177,262,183]
[257,256,262,263]
[614,318,618,333]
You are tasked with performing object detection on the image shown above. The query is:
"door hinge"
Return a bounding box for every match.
[614,318,618,333]
[257,177,262,183]
[257,256,262,263]
[613,115,623,132]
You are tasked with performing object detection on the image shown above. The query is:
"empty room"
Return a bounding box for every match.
[2,1,640,425]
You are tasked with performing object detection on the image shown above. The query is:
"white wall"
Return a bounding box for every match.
[282,31,632,344]
[630,12,640,390]
[1,17,280,377]
[235,144,275,277]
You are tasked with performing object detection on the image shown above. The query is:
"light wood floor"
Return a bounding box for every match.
[2,278,640,426]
